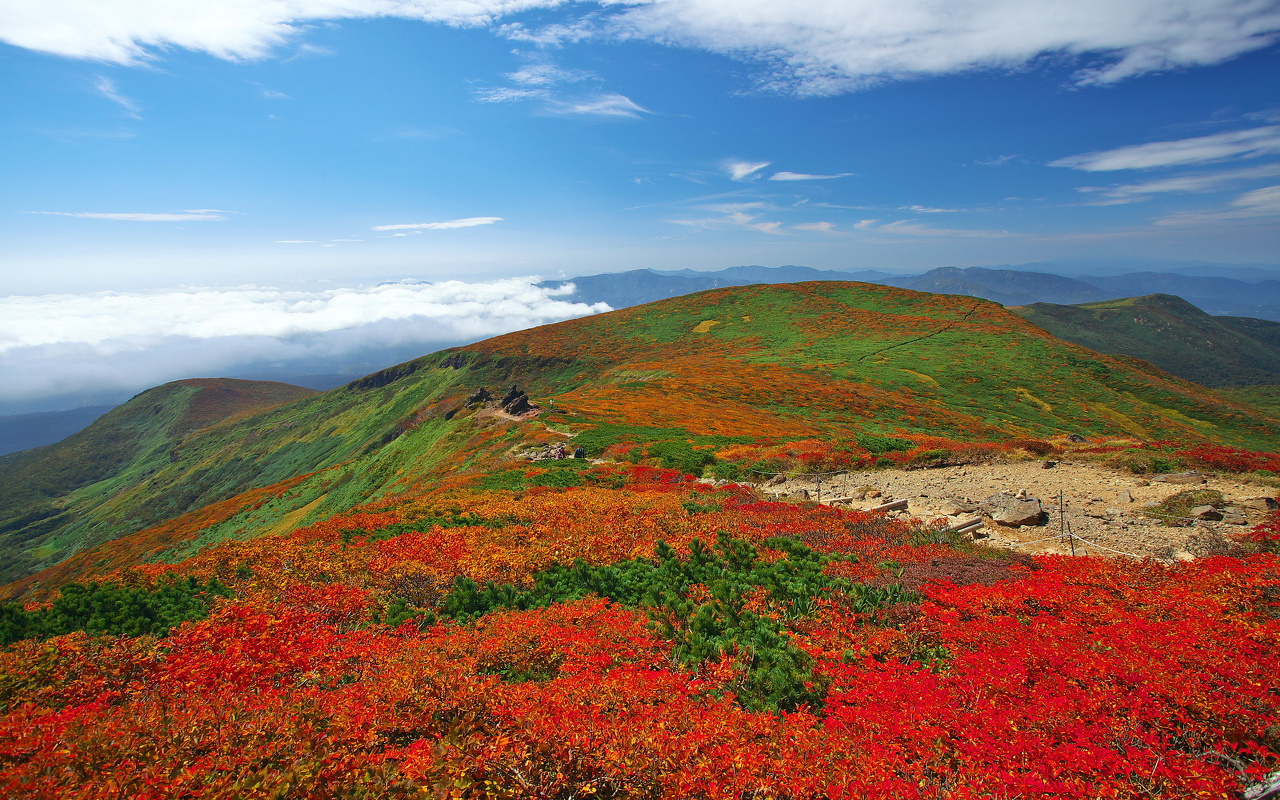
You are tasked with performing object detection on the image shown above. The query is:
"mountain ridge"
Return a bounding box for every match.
[5,281,1279,592]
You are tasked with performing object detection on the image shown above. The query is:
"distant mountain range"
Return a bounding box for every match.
[542,262,1280,320]
[0,405,116,458]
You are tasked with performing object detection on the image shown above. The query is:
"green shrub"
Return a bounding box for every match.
[1144,489,1224,526]
[0,577,233,646]
[438,534,915,712]
[856,434,913,454]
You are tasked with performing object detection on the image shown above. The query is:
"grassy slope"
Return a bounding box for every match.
[1012,294,1280,387]
[467,283,1280,446]
[5,281,1280,593]
[0,379,316,583]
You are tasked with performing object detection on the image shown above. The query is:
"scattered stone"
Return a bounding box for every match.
[765,474,787,487]
[1221,506,1248,525]
[1067,434,1088,443]
[441,353,467,369]
[1241,496,1280,512]
[979,492,1046,526]
[1152,471,1207,485]
[465,387,492,406]
[1042,460,1058,469]
[1191,505,1223,521]
[1117,489,1134,504]
[789,489,811,501]
[1175,551,1196,562]
[1135,480,1150,487]
[865,488,883,499]
[939,499,978,516]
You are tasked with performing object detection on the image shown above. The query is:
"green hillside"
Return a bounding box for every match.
[0,379,315,583]
[4,282,1280,589]
[1012,294,1280,387]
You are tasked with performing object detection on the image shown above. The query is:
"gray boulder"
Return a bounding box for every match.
[1191,505,1222,521]
[1241,496,1279,512]
[980,493,1046,526]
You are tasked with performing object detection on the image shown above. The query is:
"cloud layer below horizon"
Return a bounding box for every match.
[0,279,610,408]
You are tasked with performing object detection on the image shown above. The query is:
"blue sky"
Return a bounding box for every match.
[2,1,1280,412]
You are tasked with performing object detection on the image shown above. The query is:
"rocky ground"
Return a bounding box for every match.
[752,459,1279,561]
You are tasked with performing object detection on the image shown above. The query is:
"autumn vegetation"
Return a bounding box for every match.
[2,283,1279,797]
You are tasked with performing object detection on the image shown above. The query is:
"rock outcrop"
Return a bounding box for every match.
[980,492,1046,526]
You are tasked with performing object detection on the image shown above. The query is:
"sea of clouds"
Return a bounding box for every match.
[0,278,609,414]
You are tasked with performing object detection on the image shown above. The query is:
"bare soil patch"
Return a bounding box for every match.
[755,459,1277,561]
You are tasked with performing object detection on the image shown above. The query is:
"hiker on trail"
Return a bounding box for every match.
[555,443,568,459]
[574,445,586,459]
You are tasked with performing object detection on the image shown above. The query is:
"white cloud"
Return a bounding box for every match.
[769,171,852,181]
[724,160,770,181]
[262,89,290,99]
[4,1,1277,97]
[1076,163,1280,203]
[899,204,963,213]
[93,75,140,117]
[857,219,1016,238]
[1051,126,1280,171]
[607,0,1280,94]
[275,240,315,244]
[545,92,649,119]
[668,202,787,234]
[372,216,503,231]
[1154,184,1280,226]
[474,61,647,119]
[975,154,1021,167]
[793,221,838,233]
[507,63,590,87]
[0,278,611,404]
[473,86,547,103]
[29,210,228,221]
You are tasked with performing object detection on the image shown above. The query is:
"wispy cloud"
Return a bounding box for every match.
[473,60,648,119]
[92,76,140,118]
[0,279,611,405]
[372,217,503,231]
[473,87,546,103]
[1076,163,1280,204]
[975,154,1022,167]
[768,171,852,181]
[1051,126,1280,171]
[724,160,770,181]
[545,93,650,119]
[899,204,964,213]
[5,1,1277,98]
[856,219,1015,238]
[29,210,228,222]
[668,201,787,234]
[1154,184,1280,226]
[793,221,839,233]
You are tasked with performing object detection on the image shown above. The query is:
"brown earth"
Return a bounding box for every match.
[753,459,1277,561]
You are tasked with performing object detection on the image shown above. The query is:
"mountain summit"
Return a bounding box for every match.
[3,281,1276,590]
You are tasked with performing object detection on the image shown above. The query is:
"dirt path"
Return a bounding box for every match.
[753,459,1277,560]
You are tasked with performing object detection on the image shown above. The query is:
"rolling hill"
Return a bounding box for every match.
[1012,294,1280,388]
[0,378,315,584]
[3,281,1278,592]
[2,282,1280,798]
